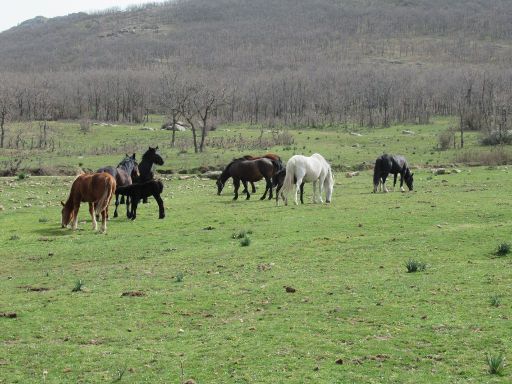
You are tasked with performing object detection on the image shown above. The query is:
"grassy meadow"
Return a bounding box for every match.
[1,119,511,383]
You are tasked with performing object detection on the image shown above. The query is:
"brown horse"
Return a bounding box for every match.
[61,173,116,233]
[216,157,280,200]
[97,154,139,218]
[241,154,284,193]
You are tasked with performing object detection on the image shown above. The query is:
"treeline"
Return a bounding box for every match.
[1,0,512,148]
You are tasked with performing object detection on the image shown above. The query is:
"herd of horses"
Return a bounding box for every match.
[60,146,414,234]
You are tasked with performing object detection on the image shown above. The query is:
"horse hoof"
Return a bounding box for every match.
[159,215,165,219]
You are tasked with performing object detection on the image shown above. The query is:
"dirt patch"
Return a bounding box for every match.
[0,312,17,318]
[121,291,145,297]
[18,285,50,292]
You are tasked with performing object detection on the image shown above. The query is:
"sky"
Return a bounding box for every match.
[0,0,168,32]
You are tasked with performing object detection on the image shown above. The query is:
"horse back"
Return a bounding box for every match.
[73,173,116,203]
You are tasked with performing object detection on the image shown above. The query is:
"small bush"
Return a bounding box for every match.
[9,235,20,241]
[175,272,184,283]
[405,259,427,273]
[79,119,91,134]
[72,279,84,292]
[490,295,501,307]
[496,242,510,256]
[17,173,27,180]
[39,217,49,223]
[240,236,251,247]
[438,128,455,150]
[486,353,505,375]
[480,130,512,146]
[232,229,253,239]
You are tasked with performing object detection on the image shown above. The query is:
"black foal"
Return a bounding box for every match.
[115,180,165,220]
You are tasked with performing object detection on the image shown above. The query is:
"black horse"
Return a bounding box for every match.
[272,169,305,204]
[135,146,164,204]
[97,154,139,218]
[373,154,414,193]
[116,180,165,220]
[217,157,281,200]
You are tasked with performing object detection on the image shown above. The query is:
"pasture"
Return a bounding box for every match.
[1,162,511,383]
[1,119,511,383]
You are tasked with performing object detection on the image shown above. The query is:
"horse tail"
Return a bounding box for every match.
[95,175,115,216]
[281,159,296,198]
[373,157,382,190]
[270,158,282,173]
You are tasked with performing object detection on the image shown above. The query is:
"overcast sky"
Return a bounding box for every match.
[0,0,168,32]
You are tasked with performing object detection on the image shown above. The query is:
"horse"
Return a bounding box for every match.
[278,153,334,206]
[272,169,305,204]
[97,154,139,218]
[241,154,284,193]
[135,146,164,203]
[373,154,414,193]
[115,180,165,220]
[61,172,116,233]
[216,157,280,200]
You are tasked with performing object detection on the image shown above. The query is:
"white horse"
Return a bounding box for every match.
[278,153,334,206]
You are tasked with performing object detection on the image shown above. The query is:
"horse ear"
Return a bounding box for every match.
[411,173,414,177]
[126,153,129,157]
[61,201,65,206]
[155,146,159,150]
[132,153,136,159]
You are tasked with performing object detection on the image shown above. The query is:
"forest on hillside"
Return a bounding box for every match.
[1,0,512,150]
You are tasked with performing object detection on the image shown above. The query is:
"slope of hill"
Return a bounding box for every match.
[1,0,511,72]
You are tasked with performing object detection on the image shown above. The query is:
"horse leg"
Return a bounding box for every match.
[113,193,119,218]
[393,173,398,191]
[382,175,389,193]
[153,192,165,219]
[251,182,256,193]
[318,177,325,203]
[295,177,304,205]
[72,204,80,230]
[268,177,274,200]
[300,182,305,204]
[130,198,139,220]
[89,203,97,230]
[233,179,240,200]
[126,195,132,219]
[399,172,405,192]
[260,177,271,200]
[275,183,282,206]
[100,208,107,233]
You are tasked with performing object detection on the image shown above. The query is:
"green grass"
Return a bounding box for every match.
[3,116,506,175]
[1,162,511,383]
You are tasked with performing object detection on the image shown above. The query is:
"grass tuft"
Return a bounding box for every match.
[486,353,505,375]
[405,259,427,273]
[240,236,251,247]
[490,295,501,307]
[9,234,20,241]
[496,242,510,256]
[72,280,84,292]
[232,229,253,239]
[39,217,49,223]
[175,272,184,283]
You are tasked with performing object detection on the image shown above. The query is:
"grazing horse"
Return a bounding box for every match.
[97,154,139,218]
[116,180,165,220]
[136,146,164,203]
[278,153,334,206]
[241,154,284,193]
[216,157,280,200]
[61,173,116,233]
[272,169,305,204]
[373,154,414,193]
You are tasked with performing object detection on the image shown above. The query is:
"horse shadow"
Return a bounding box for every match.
[32,227,74,237]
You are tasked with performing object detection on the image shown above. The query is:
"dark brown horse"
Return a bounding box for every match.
[240,154,284,193]
[97,154,139,218]
[216,157,280,200]
[61,173,116,233]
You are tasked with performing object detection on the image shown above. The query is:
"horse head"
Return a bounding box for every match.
[61,201,73,228]
[216,178,224,195]
[144,146,164,166]
[404,169,414,191]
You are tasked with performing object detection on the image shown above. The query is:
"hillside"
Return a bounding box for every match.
[0,0,511,131]
[1,0,512,72]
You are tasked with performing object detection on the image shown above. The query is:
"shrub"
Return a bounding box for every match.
[496,242,510,256]
[175,272,184,283]
[39,217,49,223]
[17,173,27,180]
[232,229,252,239]
[405,259,427,273]
[480,130,512,146]
[9,235,20,241]
[486,353,505,375]
[72,279,84,292]
[240,236,251,247]
[490,295,501,307]
[79,119,91,134]
[438,127,455,150]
